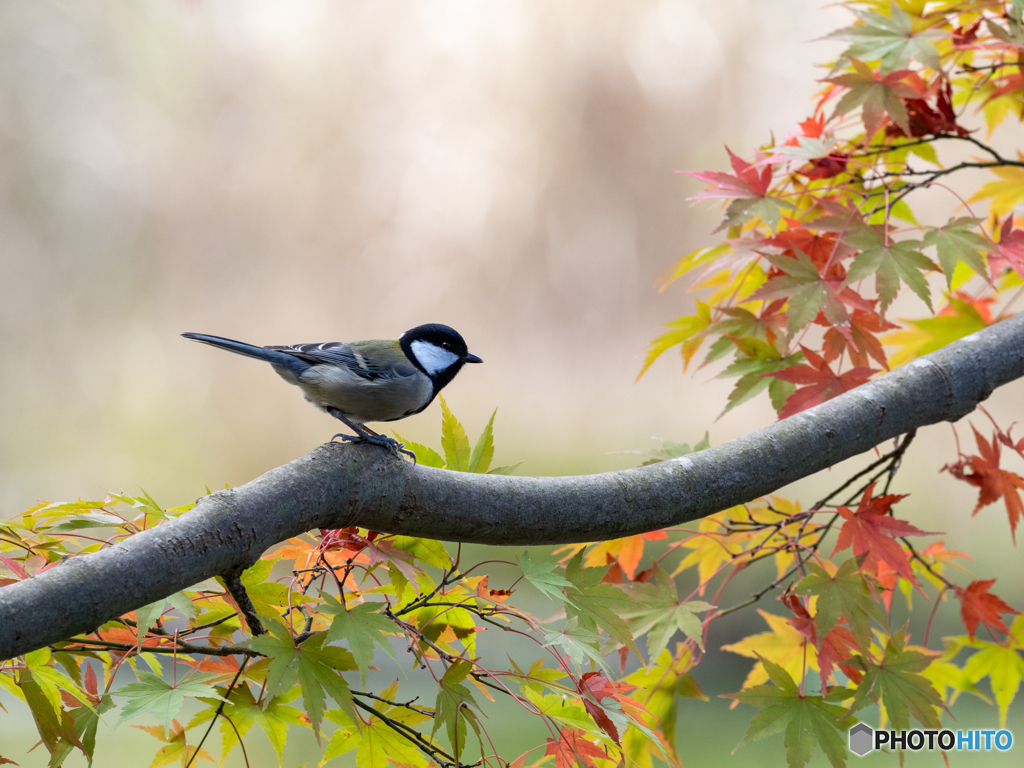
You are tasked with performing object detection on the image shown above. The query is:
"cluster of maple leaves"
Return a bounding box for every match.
[4,2,1024,768]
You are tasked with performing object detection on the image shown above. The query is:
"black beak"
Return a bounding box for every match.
[464,353,483,364]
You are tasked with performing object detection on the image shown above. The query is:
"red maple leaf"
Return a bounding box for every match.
[956,579,1020,642]
[577,671,621,743]
[943,426,1024,543]
[684,147,773,200]
[544,727,610,768]
[886,80,969,138]
[783,595,862,689]
[799,153,850,180]
[990,215,1024,279]
[830,483,935,585]
[764,346,877,419]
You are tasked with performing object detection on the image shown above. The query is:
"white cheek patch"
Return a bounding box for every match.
[411,340,460,375]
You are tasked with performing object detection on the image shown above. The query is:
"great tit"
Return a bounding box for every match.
[182,323,482,461]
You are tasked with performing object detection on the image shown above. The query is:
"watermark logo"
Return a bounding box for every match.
[848,722,1013,755]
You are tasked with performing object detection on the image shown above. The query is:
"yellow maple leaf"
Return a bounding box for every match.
[673,506,754,592]
[968,161,1024,218]
[721,609,819,693]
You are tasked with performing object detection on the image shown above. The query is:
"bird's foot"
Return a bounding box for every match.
[331,432,417,464]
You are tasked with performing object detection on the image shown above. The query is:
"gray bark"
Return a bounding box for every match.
[2,313,1023,661]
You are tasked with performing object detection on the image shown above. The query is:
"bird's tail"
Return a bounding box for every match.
[181,333,309,375]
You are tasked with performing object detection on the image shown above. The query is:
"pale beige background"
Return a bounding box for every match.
[0,0,860,514]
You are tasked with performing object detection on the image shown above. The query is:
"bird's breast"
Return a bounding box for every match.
[295,365,434,424]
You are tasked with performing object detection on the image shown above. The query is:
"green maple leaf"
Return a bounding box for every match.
[115,671,226,728]
[726,658,855,768]
[322,682,433,768]
[957,614,1024,727]
[718,338,803,416]
[238,559,290,619]
[189,685,303,767]
[848,627,943,731]
[432,660,479,754]
[563,551,641,656]
[321,595,400,686]
[542,616,608,672]
[828,59,918,137]
[842,226,934,313]
[751,250,849,337]
[621,566,713,656]
[921,217,991,286]
[829,4,943,72]
[796,559,886,654]
[245,619,357,734]
[519,550,575,602]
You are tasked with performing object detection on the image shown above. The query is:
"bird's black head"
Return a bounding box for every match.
[399,323,483,393]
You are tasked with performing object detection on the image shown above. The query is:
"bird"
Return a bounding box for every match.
[182,323,482,462]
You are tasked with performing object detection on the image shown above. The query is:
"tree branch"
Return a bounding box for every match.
[2,313,1024,660]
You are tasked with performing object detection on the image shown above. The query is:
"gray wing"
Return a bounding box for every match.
[266,341,414,381]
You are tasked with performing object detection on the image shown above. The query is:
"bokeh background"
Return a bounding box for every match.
[2,1,1022,765]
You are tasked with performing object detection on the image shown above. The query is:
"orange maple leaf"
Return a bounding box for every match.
[956,579,1020,642]
[830,483,935,586]
[544,727,610,768]
[943,426,1024,543]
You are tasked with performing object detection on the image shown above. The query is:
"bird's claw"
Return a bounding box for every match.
[331,432,417,465]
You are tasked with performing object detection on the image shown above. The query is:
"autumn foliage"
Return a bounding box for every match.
[3,2,1024,767]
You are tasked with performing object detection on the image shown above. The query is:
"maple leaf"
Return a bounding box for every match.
[725,657,855,768]
[796,559,887,654]
[544,727,610,768]
[827,59,924,138]
[842,225,934,313]
[673,506,755,592]
[886,80,970,139]
[956,579,1021,642]
[943,426,1024,542]
[921,217,991,286]
[968,160,1024,218]
[684,148,793,232]
[783,596,861,691]
[848,628,943,731]
[990,214,1024,279]
[576,671,623,744]
[719,337,804,417]
[750,250,848,338]
[621,565,713,656]
[131,719,214,768]
[763,346,877,419]
[958,614,1024,727]
[829,5,944,72]
[722,609,820,691]
[821,305,897,370]
[830,483,935,586]
[882,292,994,367]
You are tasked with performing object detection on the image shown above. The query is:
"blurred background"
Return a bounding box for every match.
[2,0,1022,765]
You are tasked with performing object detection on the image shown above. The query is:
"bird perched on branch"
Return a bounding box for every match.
[182,323,482,462]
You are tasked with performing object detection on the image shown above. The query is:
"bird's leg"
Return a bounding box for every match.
[326,408,416,464]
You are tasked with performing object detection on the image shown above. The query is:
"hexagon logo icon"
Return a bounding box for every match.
[849,722,873,756]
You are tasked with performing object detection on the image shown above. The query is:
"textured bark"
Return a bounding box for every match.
[2,314,1024,660]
